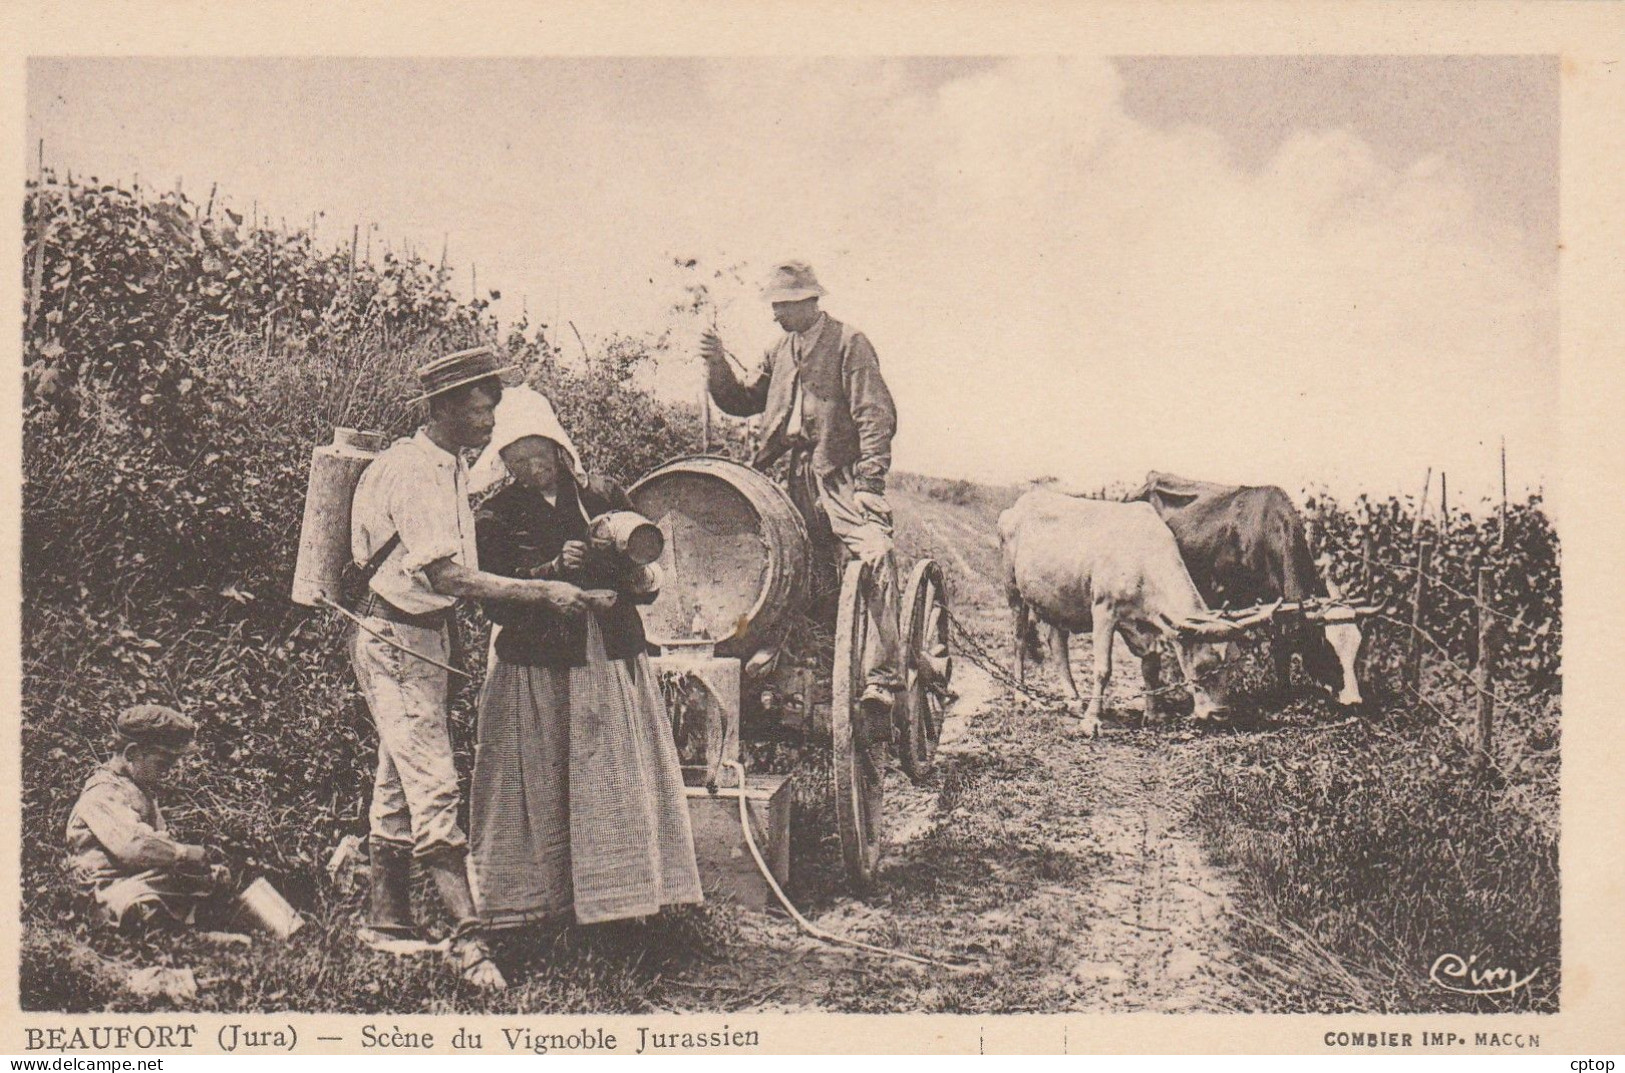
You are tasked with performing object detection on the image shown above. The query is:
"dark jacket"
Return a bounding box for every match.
[706,313,897,493]
[476,476,655,668]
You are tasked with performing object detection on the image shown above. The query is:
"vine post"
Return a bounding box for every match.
[1473,566,1497,773]
[1407,541,1432,695]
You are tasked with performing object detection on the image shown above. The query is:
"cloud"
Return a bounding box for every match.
[659,58,1553,500]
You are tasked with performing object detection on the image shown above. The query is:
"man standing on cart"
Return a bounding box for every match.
[700,260,901,730]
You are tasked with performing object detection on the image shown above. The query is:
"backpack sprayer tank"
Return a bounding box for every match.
[291,427,389,607]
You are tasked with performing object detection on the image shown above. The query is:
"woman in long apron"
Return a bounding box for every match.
[467,388,700,926]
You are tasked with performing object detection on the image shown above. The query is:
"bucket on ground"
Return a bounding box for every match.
[235,877,305,940]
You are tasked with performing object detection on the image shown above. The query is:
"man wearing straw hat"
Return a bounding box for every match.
[348,345,589,990]
[700,261,902,728]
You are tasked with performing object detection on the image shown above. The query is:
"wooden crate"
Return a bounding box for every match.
[683,774,792,912]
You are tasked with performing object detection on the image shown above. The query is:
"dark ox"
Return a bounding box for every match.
[1126,472,1365,706]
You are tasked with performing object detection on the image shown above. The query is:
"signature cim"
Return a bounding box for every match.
[1430,953,1539,996]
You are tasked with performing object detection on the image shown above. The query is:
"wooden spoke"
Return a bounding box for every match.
[832,559,884,889]
[899,559,952,782]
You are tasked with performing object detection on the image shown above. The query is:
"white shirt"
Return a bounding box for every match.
[351,430,479,615]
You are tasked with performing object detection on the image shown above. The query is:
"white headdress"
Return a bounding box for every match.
[468,385,589,496]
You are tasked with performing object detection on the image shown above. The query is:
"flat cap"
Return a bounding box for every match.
[116,704,197,750]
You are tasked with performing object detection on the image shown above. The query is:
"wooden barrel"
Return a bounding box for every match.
[629,456,810,654]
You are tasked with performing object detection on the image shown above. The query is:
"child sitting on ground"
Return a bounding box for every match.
[65,705,233,931]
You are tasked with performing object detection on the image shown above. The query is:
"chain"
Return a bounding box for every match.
[945,612,1063,703]
[944,610,1199,703]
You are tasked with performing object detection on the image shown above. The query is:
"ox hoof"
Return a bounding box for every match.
[1067,707,1102,738]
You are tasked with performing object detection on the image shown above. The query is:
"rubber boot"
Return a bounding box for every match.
[424,851,506,992]
[364,838,418,940]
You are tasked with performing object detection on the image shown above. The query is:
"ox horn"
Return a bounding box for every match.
[1304,603,1385,623]
[1226,599,1283,630]
[1170,614,1243,640]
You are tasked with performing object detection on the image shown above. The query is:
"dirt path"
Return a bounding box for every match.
[1034,733,1243,1012]
[668,658,1245,1013]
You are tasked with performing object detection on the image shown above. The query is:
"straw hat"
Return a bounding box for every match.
[411,345,516,404]
[760,261,827,304]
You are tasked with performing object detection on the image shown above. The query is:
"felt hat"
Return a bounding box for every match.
[760,261,827,304]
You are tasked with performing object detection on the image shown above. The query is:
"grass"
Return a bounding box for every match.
[1168,671,1559,1013]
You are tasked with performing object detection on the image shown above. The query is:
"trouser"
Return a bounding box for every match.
[788,452,901,694]
[86,868,219,931]
[350,618,468,859]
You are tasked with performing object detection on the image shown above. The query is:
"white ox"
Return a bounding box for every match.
[998,491,1261,737]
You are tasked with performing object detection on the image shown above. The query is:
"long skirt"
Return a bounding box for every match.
[470,617,703,926]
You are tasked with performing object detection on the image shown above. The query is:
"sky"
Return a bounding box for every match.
[27,56,1558,504]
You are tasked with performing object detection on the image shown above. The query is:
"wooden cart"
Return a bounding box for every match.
[629,456,954,890]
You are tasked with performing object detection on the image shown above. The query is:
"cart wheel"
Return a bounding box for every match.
[899,559,952,782]
[832,559,883,890]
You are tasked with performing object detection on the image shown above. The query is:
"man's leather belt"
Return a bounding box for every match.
[356,593,453,630]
